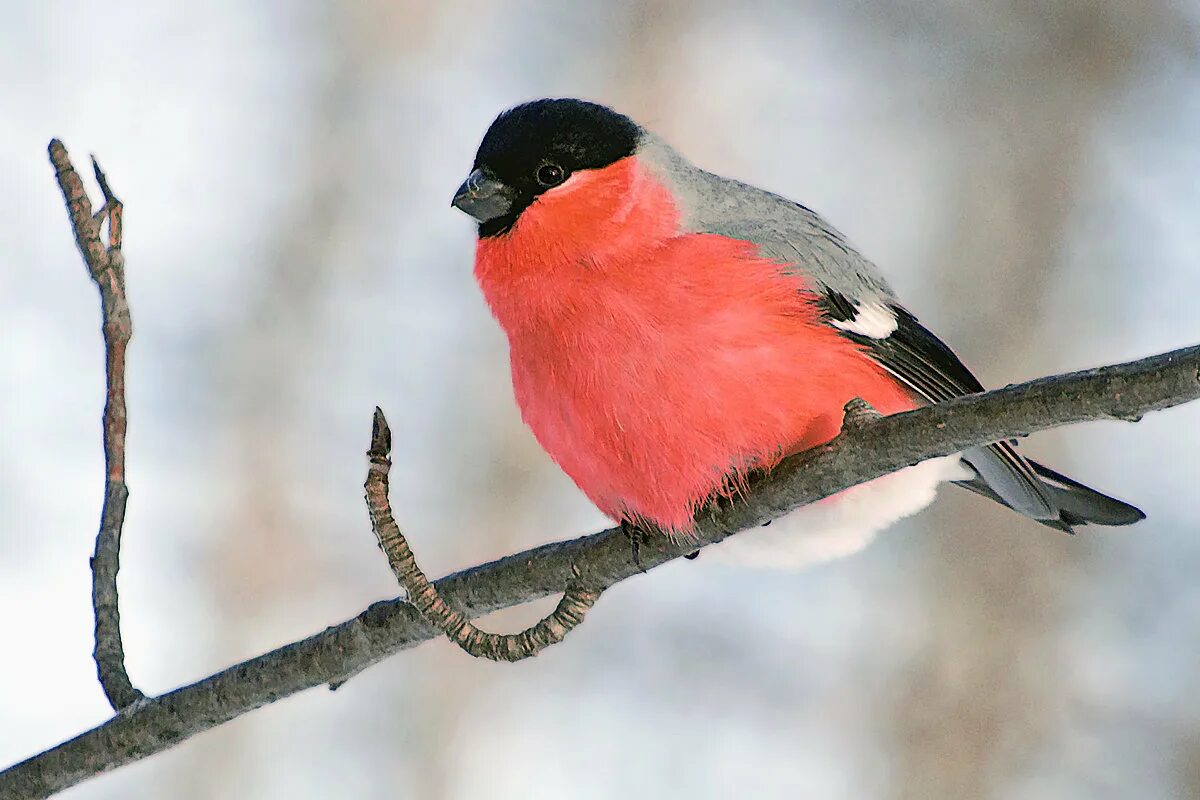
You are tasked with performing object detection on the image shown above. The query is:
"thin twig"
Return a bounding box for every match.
[47,140,143,712]
[365,408,603,661]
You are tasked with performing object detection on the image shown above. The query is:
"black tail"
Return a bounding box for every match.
[954,459,1145,534]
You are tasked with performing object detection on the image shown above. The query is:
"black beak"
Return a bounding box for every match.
[451,168,516,224]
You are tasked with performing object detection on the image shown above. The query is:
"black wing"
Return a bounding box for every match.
[818,289,1059,521]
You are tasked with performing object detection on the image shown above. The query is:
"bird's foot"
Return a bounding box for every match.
[620,519,647,571]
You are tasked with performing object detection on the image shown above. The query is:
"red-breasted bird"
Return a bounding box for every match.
[451,98,1143,567]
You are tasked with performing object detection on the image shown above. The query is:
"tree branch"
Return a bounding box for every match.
[47,140,144,713]
[3,342,1197,798]
[4,141,1197,799]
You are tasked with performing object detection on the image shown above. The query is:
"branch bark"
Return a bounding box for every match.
[2,341,1197,798]
[47,140,144,713]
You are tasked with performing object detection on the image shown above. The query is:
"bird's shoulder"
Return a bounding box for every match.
[635,133,895,305]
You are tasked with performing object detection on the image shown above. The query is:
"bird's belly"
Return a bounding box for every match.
[510,315,917,534]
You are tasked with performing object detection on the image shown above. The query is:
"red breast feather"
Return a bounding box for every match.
[474,157,915,534]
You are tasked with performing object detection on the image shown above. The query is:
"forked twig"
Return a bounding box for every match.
[364,408,603,661]
[48,140,143,711]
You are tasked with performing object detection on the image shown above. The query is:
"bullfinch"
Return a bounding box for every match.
[451,98,1143,568]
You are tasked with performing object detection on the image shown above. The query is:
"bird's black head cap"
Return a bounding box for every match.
[462,98,642,236]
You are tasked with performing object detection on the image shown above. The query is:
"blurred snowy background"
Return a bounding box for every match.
[3,1,1200,798]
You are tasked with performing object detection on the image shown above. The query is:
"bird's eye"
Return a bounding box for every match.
[536,163,567,187]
